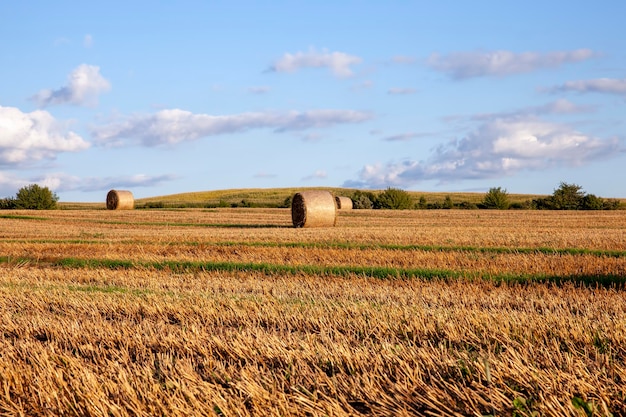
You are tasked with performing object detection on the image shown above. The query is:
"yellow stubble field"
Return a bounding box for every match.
[0,208,625,416]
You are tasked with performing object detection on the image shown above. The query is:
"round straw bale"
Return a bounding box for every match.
[291,190,337,228]
[335,196,353,210]
[106,190,134,210]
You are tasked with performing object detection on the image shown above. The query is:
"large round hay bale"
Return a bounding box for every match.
[106,190,134,210]
[335,196,353,210]
[291,190,337,228]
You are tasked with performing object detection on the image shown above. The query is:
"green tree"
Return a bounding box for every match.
[351,190,376,209]
[551,182,585,210]
[374,187,412,209]
[0,197,16,210]
[14,184,59,210]
[581,194,604,210]
[482,187,509,209]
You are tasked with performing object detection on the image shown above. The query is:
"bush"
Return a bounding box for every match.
[457,201,478,210]
[482,187,509,209]
[551,182,585,210]
[374,187,413,210]
[351,190,376,209]
[0,197,16,210]
[14,184,59,210]
[280,196,292,208]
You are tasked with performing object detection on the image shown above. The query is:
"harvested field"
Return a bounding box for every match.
[1,208,625,416]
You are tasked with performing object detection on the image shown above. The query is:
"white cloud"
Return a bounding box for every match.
[387,87,416,95]
[391,55,415,64]
[92,108,373,147]
[83,34,93,48]
[0,106,90,166]
[269,48,362,78]
[32,64,111,107]
[548,78,626,96]
[248,86,271,94]
[382,132,431,142]
[427,49,595,79]
[302,170,327,181]
[0,172,29,196]
[346,116,621,188]
[472,99,594,121]
[37,173,178,192]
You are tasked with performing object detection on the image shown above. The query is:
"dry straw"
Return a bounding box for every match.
[106,190,135,210]
[291,190,337,228]
[335,196,353,210]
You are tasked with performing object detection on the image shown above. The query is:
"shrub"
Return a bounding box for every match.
[457,201,478,210]
[374,188,413,210]
[551,182,585,210]
[14,184,59,210]
[581,194,604,210]
[0,197,16,210]
[351,190,376,209]
[280,196,292,208]
[482,187,509,209]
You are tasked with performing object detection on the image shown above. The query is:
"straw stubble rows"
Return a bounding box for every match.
[1,208,625,416]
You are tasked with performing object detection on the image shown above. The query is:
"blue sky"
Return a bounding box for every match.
[1,1,625,202]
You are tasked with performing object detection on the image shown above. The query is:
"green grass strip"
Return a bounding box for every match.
[0,214,49,220]
[6,238,626,259]
[4,256,620,288]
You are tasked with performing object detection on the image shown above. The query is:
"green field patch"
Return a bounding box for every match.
[1,256,621,287]
[0,214,49,221]
[9,238,626,259]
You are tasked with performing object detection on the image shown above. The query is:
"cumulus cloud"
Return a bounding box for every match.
[302,170,327,181]
[387,87,416,95]
[248,86,271,94]
[427,49,595,79]
[83,34,93,48]
[547,78,626,96]
[92,108,373,147]
[0,172,29,196]
[32,64,111,107]
[0,105,89,166]
[382,132,431,142]
[345,116,621,188]
[472,99,594,121]
[391,55,415,64]
[269,48,362,77]
[37,173,178,192]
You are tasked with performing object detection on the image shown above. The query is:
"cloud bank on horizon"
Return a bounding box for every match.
[1,1,625,201]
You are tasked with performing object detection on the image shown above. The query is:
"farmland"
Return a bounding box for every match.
[1,208,625,416]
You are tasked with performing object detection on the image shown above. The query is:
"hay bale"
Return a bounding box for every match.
[106,190,134,210]
[291,190,337,228]
[335,196,353,210]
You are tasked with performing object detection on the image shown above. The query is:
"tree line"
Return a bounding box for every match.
[1,182,622,210]
[351,183,622,210]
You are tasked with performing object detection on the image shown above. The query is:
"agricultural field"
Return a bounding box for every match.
[0,208,625,416]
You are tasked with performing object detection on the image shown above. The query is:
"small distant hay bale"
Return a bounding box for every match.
[291,190,337,228]
[335,196,353,210]
[106,190,134,210]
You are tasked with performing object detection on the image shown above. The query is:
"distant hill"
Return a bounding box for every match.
[60,187,552,209]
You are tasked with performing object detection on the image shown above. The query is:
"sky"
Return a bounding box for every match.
[1,1,625,202]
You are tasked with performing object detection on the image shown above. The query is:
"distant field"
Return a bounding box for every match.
[0,208,624,416]
[59,187,550,209]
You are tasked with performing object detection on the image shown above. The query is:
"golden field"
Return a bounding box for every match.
[0,208,625,416]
